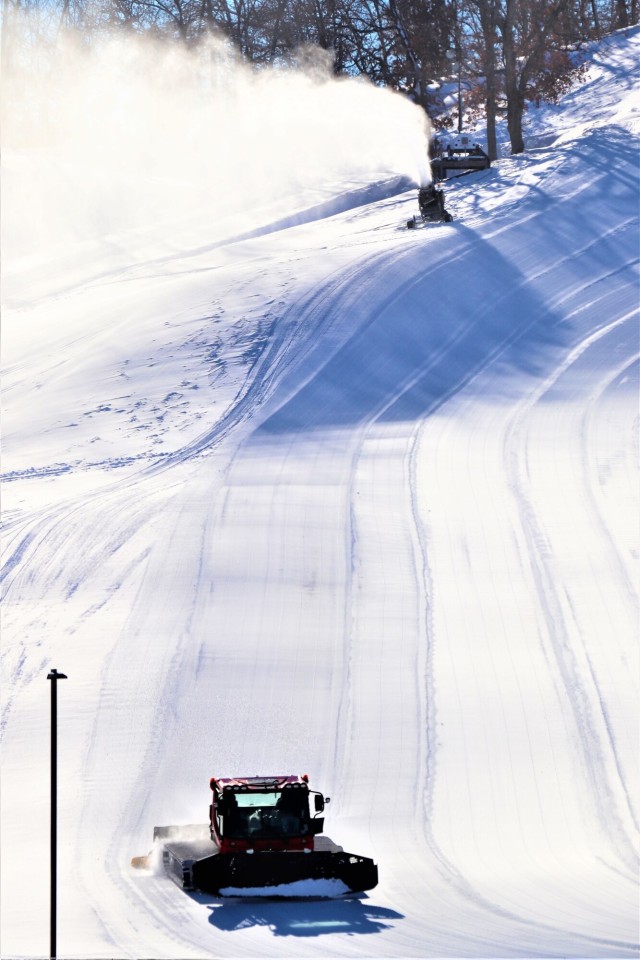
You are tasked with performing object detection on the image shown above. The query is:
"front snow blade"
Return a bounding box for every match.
[192,850,378,897]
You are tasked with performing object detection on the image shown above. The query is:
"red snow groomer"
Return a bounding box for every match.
[133,774,378,897]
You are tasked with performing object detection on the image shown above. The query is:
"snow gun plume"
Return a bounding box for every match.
[2,20,431,256]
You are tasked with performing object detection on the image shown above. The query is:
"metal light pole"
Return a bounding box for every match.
[47,669,67,960]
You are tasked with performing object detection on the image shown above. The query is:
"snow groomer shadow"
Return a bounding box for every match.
[202,893,404,938]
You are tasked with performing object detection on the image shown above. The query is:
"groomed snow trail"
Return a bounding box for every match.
[1,27,639,960]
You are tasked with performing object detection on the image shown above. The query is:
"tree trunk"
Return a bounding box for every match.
[502,0,525,154]
[485,69,498,159]
[268,0,288,59]
[506,90,525,153]
[615,0,629,26]
[477,0,499,159]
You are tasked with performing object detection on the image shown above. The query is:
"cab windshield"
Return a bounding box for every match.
[219,788,310,839]
[235,791,279,808]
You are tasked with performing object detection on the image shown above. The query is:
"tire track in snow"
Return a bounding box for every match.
[582,351,639,633]
[503,313,639,871]
[74,487,225,960]
[398,435,638,957]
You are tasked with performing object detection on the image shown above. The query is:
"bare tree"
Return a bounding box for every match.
[498,0,589,152]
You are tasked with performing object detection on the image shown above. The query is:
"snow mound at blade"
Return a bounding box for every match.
[220,878,350,898]
[129,841,165,877]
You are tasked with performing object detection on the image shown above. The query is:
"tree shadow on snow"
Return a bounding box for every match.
[247,126,636,440]
[200,893,403,938]
[249,229,566,436]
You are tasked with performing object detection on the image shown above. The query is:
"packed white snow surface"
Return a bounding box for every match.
[2,24,639,960]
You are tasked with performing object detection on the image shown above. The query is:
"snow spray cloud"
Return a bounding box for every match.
[2,29,431,260]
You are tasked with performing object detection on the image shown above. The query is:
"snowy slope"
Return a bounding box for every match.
[1,26,639,960]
